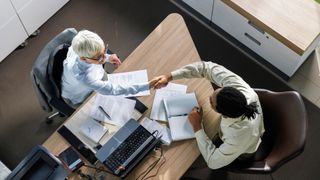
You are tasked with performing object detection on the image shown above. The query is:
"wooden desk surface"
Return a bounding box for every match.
[43,13,220,180]
[223,0,320,55]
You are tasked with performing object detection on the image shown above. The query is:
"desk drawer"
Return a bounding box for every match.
[212,0,301,76]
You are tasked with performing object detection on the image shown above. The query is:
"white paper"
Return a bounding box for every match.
[168,116,195,141]
[86,94,136,126]
[107,69,150,97]
[163,93,198,141]
[79,119,108,144]
[164,93,198,118]
[141,117,172,145]
[150,83,187,121]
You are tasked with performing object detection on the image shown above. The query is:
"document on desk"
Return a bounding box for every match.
[141,117,172,145]
[80,119,108,144]
[85,94,136,126]
[150,83,187,121]
[164,93,198,141]
[107,69,150,97]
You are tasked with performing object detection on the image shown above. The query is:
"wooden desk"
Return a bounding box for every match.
[43,13,220,180]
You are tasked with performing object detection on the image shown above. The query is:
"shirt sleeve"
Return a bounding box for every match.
[80,72,149,96]
[171,61,256,102]
[195,129,244,169]
[105,53,111,63]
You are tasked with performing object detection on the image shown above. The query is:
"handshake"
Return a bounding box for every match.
[148,74,173,89]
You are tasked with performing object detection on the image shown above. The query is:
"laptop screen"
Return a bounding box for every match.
[95,119,159,178]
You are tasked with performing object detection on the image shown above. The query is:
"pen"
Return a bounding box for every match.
[98,106,111,120]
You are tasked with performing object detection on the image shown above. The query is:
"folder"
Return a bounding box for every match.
[163,93,198,141]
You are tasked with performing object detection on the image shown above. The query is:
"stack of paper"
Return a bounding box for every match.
[141,117,172,145]
[86,94,136,126]
[150,83,187,121]
[80,119,108,144]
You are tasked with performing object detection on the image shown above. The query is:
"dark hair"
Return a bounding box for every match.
[216,87,258,119]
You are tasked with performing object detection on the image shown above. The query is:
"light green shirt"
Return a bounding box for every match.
[171,62,265,169]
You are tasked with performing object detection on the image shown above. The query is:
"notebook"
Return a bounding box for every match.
[95,119,159,178]
[79,119,108,144]
[163,92,198,141]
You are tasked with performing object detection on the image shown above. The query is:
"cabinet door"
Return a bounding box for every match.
[182,0,214,20]
[10,0,69,35]
[0,0,28,62]
[212,0,301,77]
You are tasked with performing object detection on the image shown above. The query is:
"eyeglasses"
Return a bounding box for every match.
[84,44,108,63]
[86,53,106,63]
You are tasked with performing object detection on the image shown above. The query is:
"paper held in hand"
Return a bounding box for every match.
[163,92,198,141]
[107,69,150,97]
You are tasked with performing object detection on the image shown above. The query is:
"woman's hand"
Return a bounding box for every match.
[109,54,121,68]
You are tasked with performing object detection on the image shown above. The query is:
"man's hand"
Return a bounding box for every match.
[188,106,203,132]
[153,74,172,89]
[109,54,121,68]
[148,77,161,89]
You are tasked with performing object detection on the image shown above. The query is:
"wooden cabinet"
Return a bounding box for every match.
[179,0,320,78]
[211,0,320,77]
[0,0,28,62]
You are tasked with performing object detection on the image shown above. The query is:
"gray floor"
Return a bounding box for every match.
[0,0,319,179]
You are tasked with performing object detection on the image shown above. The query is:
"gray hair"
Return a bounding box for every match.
[71,30,105,58]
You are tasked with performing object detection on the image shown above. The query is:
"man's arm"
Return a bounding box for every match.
[171,62,251,90]
[188,107,247,169]
[195,130,245,169]
[155,62,255,100]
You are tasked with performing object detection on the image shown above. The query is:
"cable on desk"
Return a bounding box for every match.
[135,146,166,180]
[82,164,114,180]
[76,169,93,180]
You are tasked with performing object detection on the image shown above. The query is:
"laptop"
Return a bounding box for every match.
[95,119,160,178]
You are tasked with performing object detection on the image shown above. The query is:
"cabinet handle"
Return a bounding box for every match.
[248,21,265,34]
[244,32,261,46]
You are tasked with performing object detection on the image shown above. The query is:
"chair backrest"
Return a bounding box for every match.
[227,89,307,174]
[47,43,70,98]
[30,28,77,116]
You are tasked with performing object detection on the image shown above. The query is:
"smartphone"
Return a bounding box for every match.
[58,146,84,172]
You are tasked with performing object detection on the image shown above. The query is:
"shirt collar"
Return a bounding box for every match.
[76,57,91,67]
[221,116,242,127]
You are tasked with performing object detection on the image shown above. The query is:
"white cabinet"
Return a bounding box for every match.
[0,0,28,62]
[179,0,320,78]
[0,0,69,62]
[182,0,214,21]
[211,0,320,77]
[10,0,69,35]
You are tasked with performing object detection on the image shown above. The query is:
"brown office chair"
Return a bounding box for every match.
[226,89,307,174]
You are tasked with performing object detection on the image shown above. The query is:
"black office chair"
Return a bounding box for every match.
[31,28,77,123]
[182,89,307,179]
[225,89,307,174]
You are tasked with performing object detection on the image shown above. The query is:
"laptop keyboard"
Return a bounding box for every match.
[104,126,154,174]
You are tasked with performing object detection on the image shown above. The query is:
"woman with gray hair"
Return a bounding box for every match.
[61,30,158,108]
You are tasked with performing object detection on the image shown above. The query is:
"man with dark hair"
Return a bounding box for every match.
[154,62,265,169]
